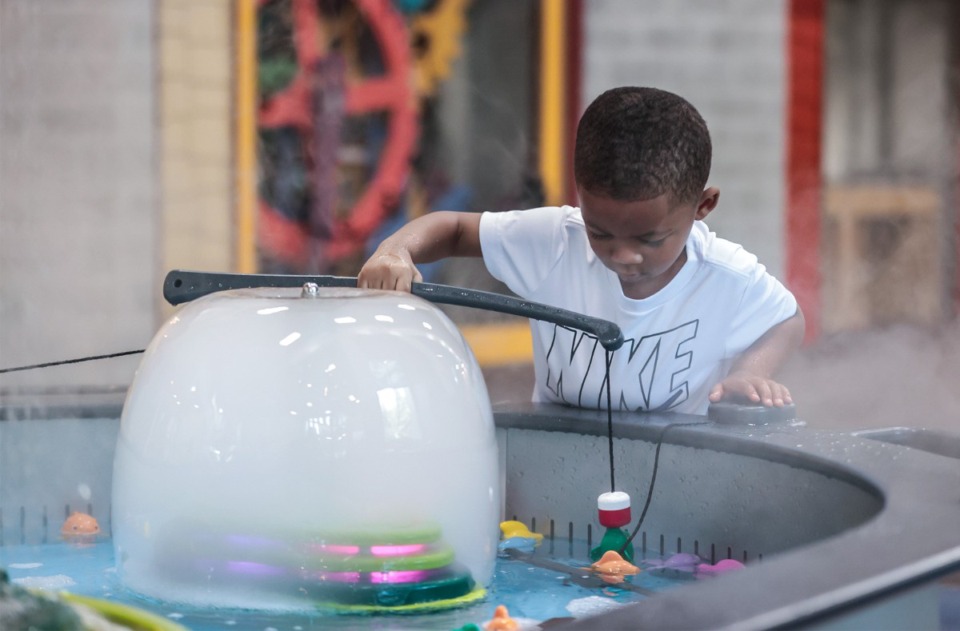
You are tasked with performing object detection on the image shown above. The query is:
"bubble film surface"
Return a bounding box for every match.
[112,287,499,610]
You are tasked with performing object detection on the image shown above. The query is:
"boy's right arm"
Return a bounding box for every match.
[357,211,483,292]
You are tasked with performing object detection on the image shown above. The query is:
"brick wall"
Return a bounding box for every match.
[0,0,235,393]
[0,0,156,391]
[158,1,233,283]
[583,0,788,277]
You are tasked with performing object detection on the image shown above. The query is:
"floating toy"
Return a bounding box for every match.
[501,547,654,596]
[589,492,635,563]
[498,536,538,555]
[588,550,640,585]
[497,521,543,556]
[153,522,485,612]
[641,552,701,574]
[696,558,746,577]
[60,512,100,541]
[484,604,519,630]
[499,521,543,544]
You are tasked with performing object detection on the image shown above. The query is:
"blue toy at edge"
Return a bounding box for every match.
[497,521,543,557]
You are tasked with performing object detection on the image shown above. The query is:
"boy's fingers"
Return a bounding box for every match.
[708,384,724,401]
[754,380,774,406]
[394,269,421,293]
[770,383,786,406]
[714,376,793,408]
[766,382,792,406]
[364,276,389,290]
[357,257,421,293]
[734,380,761,403]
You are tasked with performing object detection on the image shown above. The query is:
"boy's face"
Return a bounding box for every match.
[578,186,718,300]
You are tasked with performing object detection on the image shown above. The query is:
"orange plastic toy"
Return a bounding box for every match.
[484,604,519,631]
[589,549,640,585]
[61,512,100,540]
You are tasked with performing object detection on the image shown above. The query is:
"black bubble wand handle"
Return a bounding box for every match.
[163,270,625,352]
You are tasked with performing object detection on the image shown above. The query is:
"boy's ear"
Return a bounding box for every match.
[695,187,720,220]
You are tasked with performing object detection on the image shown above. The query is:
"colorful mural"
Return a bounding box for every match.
[256,0,469,275]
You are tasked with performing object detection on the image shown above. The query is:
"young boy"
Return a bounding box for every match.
[358,86,804,415]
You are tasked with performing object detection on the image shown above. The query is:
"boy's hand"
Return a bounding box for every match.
[708,371,793,407]
[358,249,423,293]
[356,211,482,292]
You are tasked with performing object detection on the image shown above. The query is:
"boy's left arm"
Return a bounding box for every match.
[709,308,806,407]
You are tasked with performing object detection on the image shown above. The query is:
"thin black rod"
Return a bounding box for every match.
[0,350,145,374]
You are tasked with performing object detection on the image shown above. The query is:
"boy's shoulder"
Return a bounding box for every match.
[485,205,581,225]
[689,222,763,279]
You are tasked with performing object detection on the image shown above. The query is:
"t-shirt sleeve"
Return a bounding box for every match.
[724,261,799,357]
[478,207,567,297]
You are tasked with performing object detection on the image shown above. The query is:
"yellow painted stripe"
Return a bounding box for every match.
[460,322,534,366]
[539,0,567,206]
[234,0,258,273]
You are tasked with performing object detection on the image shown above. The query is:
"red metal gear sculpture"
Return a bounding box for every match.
[258,0,419,267]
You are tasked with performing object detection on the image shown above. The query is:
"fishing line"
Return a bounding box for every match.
[605,349,616,493]
[601,345,707,548]
[0,350,145,374]
[619,419,710,554]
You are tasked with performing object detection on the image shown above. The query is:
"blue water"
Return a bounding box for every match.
[0,539,694,630]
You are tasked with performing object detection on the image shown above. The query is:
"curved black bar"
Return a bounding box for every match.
[163,270,625,351]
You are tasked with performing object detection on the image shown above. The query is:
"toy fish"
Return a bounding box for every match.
[696,558,746,577]
[497,521,542,557]
[501,548,654,595]
[498,521,543,544]
[61,512,100,541]
[484,604,519,631]
[642,552,701,573]
[497,536,538,555]
[588,550,640,585]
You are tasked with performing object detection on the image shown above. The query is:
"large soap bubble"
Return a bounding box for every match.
[112,286,499,612]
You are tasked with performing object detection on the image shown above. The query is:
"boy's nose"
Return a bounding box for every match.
[610,244,643,265]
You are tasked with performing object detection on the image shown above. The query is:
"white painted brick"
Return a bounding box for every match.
[0,0,156,390]
[584,0,788,275]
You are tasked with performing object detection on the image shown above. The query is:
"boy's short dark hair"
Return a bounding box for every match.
[574,87,712,206]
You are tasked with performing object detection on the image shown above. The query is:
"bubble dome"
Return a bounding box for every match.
[112,286,500,611]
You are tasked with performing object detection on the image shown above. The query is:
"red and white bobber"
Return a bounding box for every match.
[597,491,632,528]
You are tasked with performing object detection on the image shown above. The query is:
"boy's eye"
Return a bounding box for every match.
[588,231,611,240]
[641,237,667,247]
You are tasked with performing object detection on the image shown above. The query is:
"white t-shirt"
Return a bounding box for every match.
[479,206,798,415]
